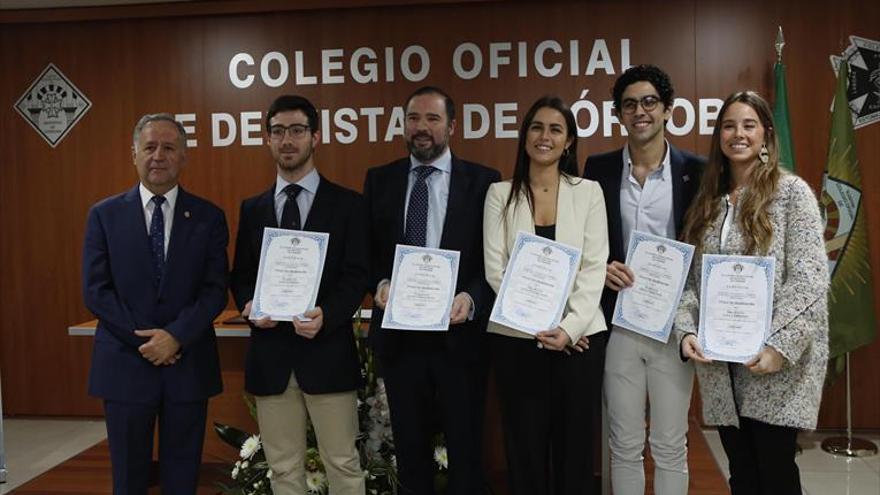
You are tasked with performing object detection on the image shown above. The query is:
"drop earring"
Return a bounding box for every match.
[759,144,769,165]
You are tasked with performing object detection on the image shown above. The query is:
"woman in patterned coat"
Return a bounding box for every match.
[674,91,828,495]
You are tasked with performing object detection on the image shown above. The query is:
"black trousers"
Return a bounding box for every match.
[380,338,488,495]
[718,416,802,495]
[491,332,606,495]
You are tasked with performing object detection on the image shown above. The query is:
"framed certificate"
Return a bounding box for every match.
[250,227,328,322]
[489,231,582,336]
[382,245,460,331]
[611,231,695,343]
[698,254,776,363]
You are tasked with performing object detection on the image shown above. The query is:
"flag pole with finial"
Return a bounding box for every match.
[773,26,796,171]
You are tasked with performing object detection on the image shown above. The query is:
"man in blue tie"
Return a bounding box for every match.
[82,114,228,494]
[364,86,500,494]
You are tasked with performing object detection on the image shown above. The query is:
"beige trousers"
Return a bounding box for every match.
[255,373,365,495]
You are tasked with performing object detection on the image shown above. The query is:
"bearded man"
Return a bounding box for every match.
[363,86,500,494]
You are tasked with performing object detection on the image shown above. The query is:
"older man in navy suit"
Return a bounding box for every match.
[82,114,228,495]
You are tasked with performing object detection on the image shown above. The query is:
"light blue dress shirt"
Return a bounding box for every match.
[404,147,452,249]
[383,147,473,318]
[274,167,320,227]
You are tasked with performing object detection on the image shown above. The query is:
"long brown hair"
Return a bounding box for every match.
[503,96,579,219]
[681,91,782,255]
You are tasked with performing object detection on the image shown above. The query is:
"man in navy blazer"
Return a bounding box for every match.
[583,65,704,495]
[83,114,228,494]
[230,95,369,495]
[364,86,500,494]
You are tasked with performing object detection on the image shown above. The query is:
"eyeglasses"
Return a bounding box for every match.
[619,95,661,114]
[269,124,311,140]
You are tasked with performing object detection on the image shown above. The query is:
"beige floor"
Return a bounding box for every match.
[703,429,880,495]
[0,418,107,493]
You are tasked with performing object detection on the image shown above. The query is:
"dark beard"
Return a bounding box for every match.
[278,147,312,172]
[407,140,446,163]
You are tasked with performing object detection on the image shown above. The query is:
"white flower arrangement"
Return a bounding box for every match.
[215,426,272,495]
[240,434,261,460]
[433,445,448,470]
[305,469,328,493]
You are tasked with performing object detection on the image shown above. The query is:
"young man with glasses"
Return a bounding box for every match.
[230,95,369,495]
[582,65,705,495]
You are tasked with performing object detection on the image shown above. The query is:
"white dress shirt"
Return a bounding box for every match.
[139,183,178,256]
[720,194,736,251]
[619,142,675,253]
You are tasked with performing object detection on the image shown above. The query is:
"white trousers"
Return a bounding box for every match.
[603,329,694,495]
[255,373,365,495]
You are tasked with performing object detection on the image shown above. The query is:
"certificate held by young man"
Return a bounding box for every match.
[250,227,329,322]
[611,231,695,343]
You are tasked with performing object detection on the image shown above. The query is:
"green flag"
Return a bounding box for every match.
[821,61,877,374]
[773,61,796,171]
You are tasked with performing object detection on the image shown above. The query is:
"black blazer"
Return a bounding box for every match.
[583,145,705,326]
[364,156,500,361]
[230,176,369,396]
[83,186,227,403]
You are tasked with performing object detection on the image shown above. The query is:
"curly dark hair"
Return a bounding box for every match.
[611,64,675,112]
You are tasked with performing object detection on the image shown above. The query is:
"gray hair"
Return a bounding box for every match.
[132,113,187,147]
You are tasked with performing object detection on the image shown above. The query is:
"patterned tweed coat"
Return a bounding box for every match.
[674,173,829,429]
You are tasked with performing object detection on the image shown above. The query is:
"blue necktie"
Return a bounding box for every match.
[281,184,303,230]
[403,166,437,247]
[149,195,166,286]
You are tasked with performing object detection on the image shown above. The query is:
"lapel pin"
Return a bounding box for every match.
[184,211,191,218]
[683,175,690,182]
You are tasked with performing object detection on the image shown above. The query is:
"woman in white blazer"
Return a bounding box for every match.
[483,96,609,495]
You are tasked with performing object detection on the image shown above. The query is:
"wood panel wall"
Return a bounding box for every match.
[1,0,878,453]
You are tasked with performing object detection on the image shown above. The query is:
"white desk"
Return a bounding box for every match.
[68,309,373,337]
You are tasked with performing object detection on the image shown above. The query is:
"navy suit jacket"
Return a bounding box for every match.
[583,145,705,326]
[83,185,227,404]
[230,176,369,396]
[364,156,500,362]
